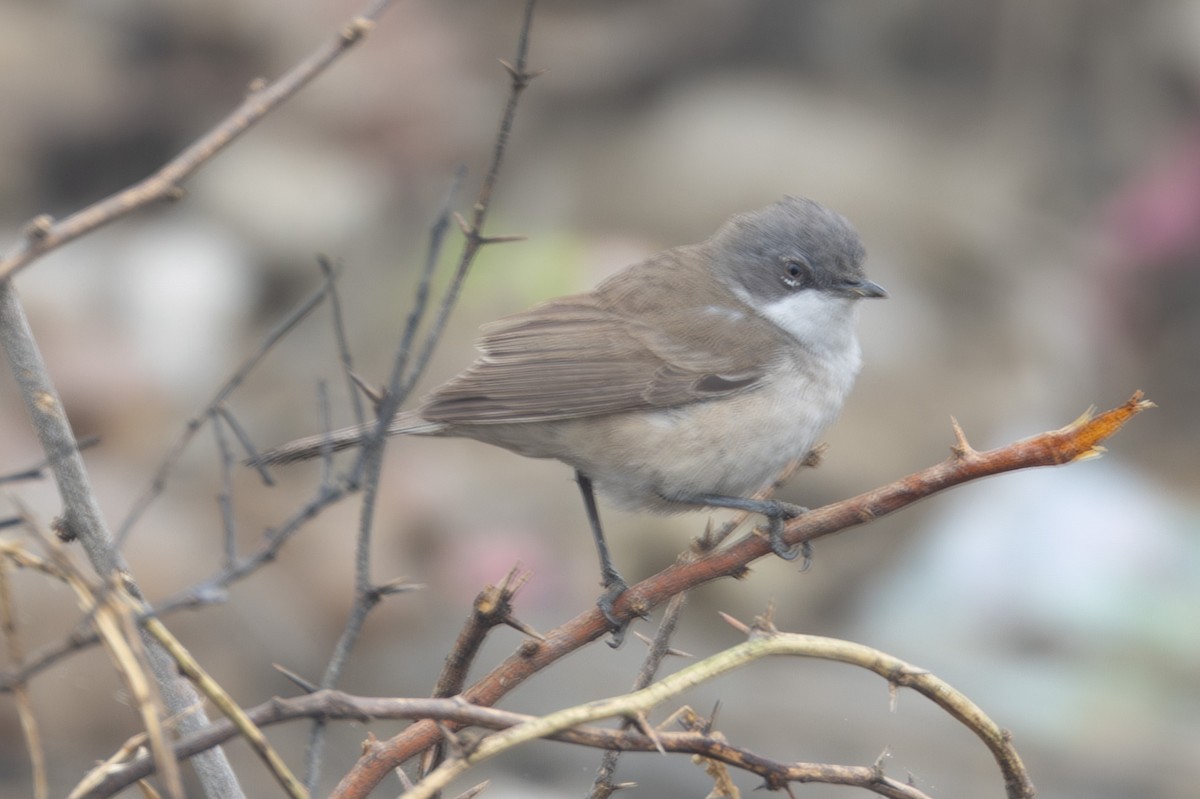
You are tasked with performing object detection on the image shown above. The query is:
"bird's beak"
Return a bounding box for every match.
[845,279,888,299]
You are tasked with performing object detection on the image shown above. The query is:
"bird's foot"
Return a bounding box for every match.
[766,502,811,567]
[596,570,634,648]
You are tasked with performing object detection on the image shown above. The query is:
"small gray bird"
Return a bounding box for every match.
[257,196,885,641]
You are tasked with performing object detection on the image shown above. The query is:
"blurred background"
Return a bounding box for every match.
[1,0,1198,796]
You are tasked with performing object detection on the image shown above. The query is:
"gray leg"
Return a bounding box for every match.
[576,471,631,646]
[670,493,811,563]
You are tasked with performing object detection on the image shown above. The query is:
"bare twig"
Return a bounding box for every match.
[137,606,306,799]
[418,568,535,780]
[0,551,48,799]
[390,0,538,408]
[400,623,1023,799]
[0,279,243,796]
[300,182,465,789]
[589,591,689,798]
[73,688,935,799]
[330,393,1152,796]
[118,261,345,544]
[433,568,535,700]
[210,409,239,567]
[0,435,100,485]
[318,255,367,430]
[0,471,352,694]
[25,538,186,799]
[0,0,398,283]
[303,1,540,789]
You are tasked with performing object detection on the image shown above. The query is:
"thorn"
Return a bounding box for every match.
[453,211,473,236]
[497,58,547,87]
[704,701,721,735]
[450,780,491,799]
[872,746,891,771]
[718,612,751,635]
[273,663,319,693]
[478,233,528,245]
[949,416,975,459]
[630,630,692,657]
[375,577,424,597]
[436,722,469,759]
[502,614,545,640]
[348,370,386,408]
[631,712,665,755]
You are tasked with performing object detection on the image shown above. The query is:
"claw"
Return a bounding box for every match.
[597,575,630,647]
[768,516,805,560]
[766,503,808,561]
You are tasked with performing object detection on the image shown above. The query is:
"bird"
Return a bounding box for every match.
[255,196,886,642]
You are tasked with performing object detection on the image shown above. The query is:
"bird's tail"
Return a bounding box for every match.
[251,411,445,466]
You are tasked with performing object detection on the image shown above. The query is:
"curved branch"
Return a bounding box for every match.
[334,392,1152,796]
[404,625,1032,799]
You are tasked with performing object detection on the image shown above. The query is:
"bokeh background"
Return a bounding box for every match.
[1,1,1198,797]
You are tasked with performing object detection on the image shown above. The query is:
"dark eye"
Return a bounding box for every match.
[781,257,810,288]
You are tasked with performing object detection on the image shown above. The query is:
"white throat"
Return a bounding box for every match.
[733,286,860,354]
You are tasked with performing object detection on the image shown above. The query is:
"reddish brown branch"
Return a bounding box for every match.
[332,392,1152,797]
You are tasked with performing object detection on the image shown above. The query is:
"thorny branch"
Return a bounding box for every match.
[298,1,540,789]
[74,685,936,799]
[330,392,1152,797]
[0,3,401,796]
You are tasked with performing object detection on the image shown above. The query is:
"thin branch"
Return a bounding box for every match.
[137,607,306,799]
[389,164,466,407]
[0,435,100,485]
[29,539,186,799]
[318,256,366,430]
[0,280,243,797]
[303,1,540,788]
[117,261,344,544]
[0,0,399,283]
[418,568,535,781]
[210,409,239,567]
[0,553,48,799]
[330,392,1152,796]
[0,475,351,693]
[392,0,538,406]
[590,591,689,798]
[433,567,535,700]
[73,688,935,799]
[405,625,1033,799]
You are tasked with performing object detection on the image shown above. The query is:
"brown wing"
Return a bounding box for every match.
[420,293,770,424]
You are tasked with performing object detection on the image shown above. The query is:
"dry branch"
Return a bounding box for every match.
[75,687,936,799]
[331,392,1152,796]
[0,0,397,283]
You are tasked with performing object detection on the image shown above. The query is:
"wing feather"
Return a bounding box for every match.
[421,291,772,424]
